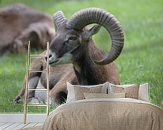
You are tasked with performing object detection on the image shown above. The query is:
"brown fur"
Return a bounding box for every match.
[88,40,120,84]
[0,4,55,54]
[15,51,78,104]
[72,39,120,85]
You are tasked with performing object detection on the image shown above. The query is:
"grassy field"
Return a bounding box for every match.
[0,0,162,112]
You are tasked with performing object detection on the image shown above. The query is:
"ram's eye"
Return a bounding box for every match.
[68,36,77,41]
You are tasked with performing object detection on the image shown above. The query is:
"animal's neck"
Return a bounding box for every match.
[73,41,106,85]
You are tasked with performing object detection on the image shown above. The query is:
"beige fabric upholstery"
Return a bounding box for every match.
[138,83,150,102]
[66,82,107,103]
[66,82,75,103]
[108,83,139,99]
[43,98,163,130]
[74,86,102,100]
[84,92,125,99]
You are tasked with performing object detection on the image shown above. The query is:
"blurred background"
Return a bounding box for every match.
[0,0,162,112]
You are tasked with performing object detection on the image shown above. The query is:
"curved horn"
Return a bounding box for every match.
[67,8,124,65]
[53,11,66,31]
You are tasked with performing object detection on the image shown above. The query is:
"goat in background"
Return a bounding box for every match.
[0,4,55,54]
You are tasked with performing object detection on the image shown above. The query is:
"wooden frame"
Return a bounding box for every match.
[24,41,50,124]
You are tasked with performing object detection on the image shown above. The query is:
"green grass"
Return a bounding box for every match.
[0,0,163,112]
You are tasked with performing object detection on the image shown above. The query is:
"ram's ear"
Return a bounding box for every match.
[88,25,101,36]
[82,25,101,41]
